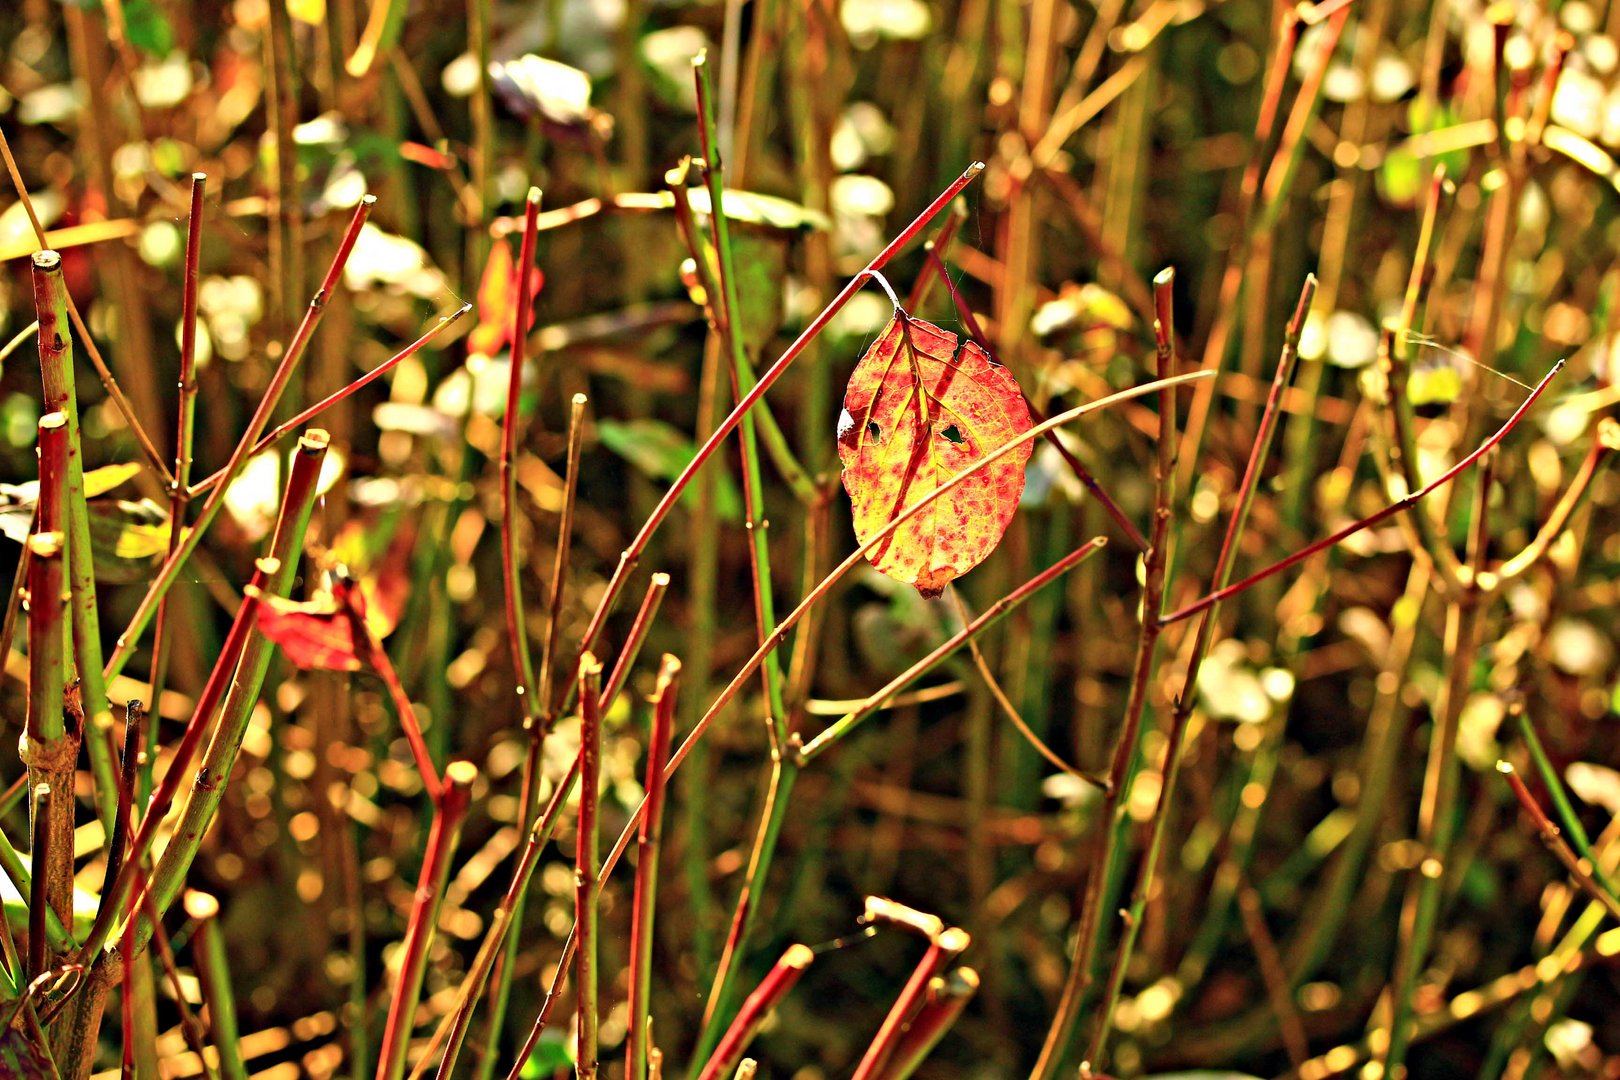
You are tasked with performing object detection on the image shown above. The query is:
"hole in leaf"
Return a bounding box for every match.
[866,421,882,440]
[940,424,964,444]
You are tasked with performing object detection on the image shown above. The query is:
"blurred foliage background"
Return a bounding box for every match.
[5,0,1620,1076]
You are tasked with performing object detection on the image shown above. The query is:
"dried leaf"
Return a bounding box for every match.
[837,311,1032,597]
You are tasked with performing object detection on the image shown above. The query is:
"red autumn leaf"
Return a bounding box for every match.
[324,517,415,637]
[398,140,457,170]
[255,592,363,672]
[467,239,544,358]
[837,310,1033,598]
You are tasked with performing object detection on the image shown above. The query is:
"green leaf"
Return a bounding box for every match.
[518,1034,574,1079]
[729,231,788,352]
[87,500,181,583]
[596,419,743,523]
[1377,145,1424,206]
[120,0,175,56]
[0,852,101,938]
[1407,361,1462,406]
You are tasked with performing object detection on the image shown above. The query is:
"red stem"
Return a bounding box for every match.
[119,871,137,1079]
[575,655,605,1080]
[694,945,815,1080]
[27,785,49,980]
[375,762,477,1080]
[27,412,68,748]
[147,172,208,722]
[599,574,671,710]
[348,582,444,801]
[99,702,144,928]
[1162,359,1565,624]
[570,163,986,677]
[871,968,979,1080]
[187,303,469,498]
[626,656,681,1080]
[75,562,275,968]
[106,196,375,681]
[852,928,970,1080]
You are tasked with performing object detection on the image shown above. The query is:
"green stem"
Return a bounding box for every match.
[103,198,375,684]
[1381,455,1495,1077]
[1031,272,1187,1080]
[31,255,118,833]
[184,892,246,1080]
[143,433,331,923]
[0,826,73,954]
[1515,705,1615,894]
[683,51,797,1068]
[500,191,545,725]
[575,658,604,1080]
[687,758,797,1078]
